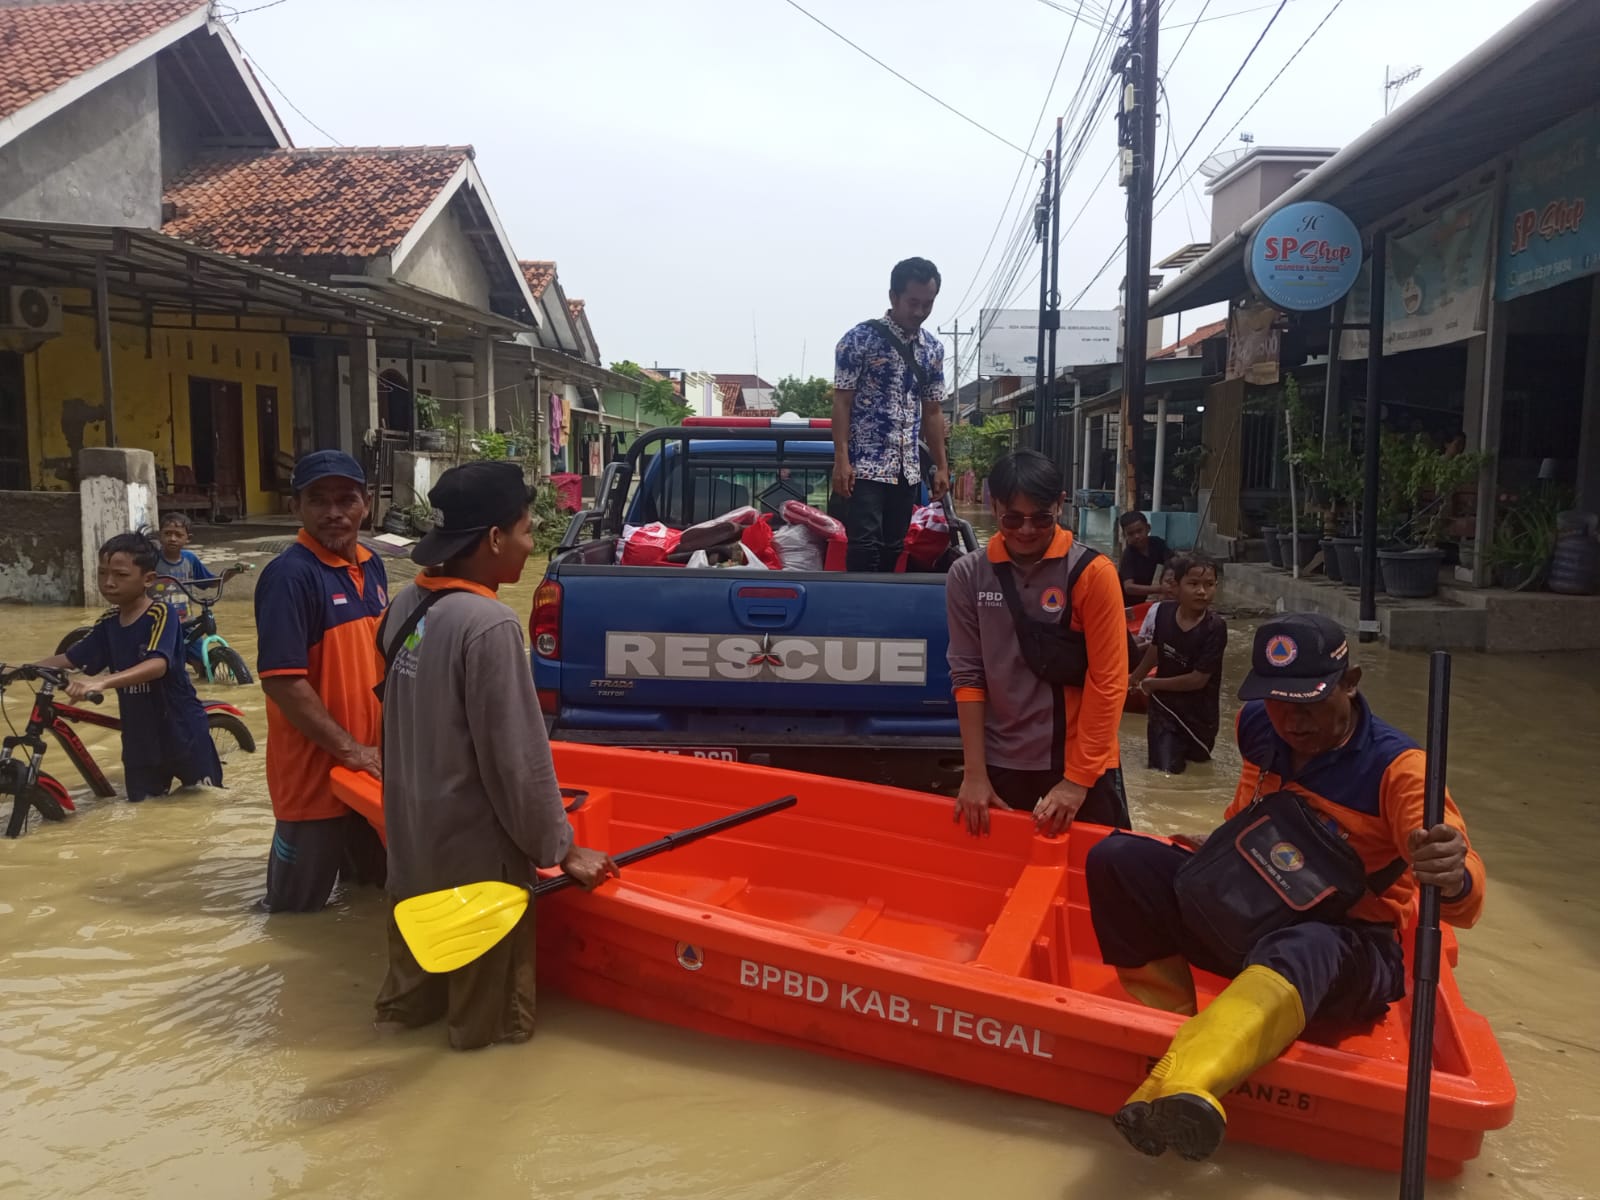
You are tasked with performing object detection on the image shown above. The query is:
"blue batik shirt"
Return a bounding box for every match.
[835,312,946,485]
[65,601,212,769]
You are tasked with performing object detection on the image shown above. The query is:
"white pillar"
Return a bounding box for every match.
[474,337,497,433]
[78,447,158,607]
[1152,391,1168,512]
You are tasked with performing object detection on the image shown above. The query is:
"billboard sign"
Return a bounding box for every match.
[1498,105,1600,301]
[978,309,1118,377]
[1245,201,1363,312]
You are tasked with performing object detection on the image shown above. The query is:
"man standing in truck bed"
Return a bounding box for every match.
[831,257,951,572]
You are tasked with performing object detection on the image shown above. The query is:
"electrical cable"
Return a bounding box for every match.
[778,0,1039,159]
[242,52,343,145]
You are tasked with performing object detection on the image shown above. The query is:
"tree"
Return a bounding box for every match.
[611,360,693,426]
[772,375,834,419]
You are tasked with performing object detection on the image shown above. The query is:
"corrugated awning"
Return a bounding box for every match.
[1150,0,1600,317]
[0,217,437,336]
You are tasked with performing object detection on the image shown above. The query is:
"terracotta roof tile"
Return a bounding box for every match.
[163,146,471,262]
[715,373,774,390]
[520,260,556,298]
[1152,317,1227,359]
[567,298,585,319]
[0,0,204,123]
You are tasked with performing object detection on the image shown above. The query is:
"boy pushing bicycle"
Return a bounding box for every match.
[36,532,221,802]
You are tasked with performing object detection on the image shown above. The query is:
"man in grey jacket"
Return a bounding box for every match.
[374,461,616,1050]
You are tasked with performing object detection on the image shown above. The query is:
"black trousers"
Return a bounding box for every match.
[988,765,1133,830]
[838,479,917,573]
[1085,833,1406,1023]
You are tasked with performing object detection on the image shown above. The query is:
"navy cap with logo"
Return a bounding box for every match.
[1237,612,1353,703]
[290,449,366,492]
[411,460,530,566]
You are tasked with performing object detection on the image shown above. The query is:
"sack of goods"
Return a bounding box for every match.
[899,504,951,571]
[776,500,847,571]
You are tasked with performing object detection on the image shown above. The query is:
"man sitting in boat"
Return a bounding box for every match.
[945,449,1131,836]
[1085,613,1484,1162]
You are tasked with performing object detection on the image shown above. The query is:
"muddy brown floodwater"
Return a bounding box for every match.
[1,576,1596,1200]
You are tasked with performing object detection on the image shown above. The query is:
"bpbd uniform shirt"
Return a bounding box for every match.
[255,531,388,822]
[66,601,211,769]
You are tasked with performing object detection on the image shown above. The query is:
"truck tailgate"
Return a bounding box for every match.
[539,564,954,739]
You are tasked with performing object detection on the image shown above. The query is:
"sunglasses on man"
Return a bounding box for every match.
[998,510,1060,531]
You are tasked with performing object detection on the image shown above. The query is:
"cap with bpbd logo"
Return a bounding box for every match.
[1237,612,1352,703]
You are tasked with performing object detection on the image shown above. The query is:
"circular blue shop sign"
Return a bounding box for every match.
[1245,201,1363,312]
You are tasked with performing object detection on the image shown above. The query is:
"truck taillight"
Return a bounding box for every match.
[531,580,562,658]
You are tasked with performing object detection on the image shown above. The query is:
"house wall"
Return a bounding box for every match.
[23,300,294,516]
[0,490,82,603]
[156,55,208,184]
[393,204,493,313]
[0,61,162,226]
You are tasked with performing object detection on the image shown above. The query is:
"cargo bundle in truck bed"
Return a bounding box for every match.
[530,418,977,793]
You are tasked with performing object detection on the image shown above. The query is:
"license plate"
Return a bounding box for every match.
[626,746,738,762]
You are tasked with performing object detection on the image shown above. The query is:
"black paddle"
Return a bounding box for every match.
[529,793,799,898]
[1399,650,1451,1198]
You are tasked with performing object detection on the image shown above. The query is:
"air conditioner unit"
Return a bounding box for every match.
[2,286,63,335]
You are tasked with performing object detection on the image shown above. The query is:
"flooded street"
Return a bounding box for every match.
[1,575,1596,1200]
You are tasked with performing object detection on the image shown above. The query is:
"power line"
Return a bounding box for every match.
[242,51,342,145]
[779,0,1039,160]
[1155,0,1288,195]
[214,0,292,18]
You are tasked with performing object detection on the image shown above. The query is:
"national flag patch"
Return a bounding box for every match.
[332,593,348,606]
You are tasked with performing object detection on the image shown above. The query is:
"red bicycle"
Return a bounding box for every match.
[0,663,255,838]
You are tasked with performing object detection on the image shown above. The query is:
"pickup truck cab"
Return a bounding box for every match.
[531,417,977,793]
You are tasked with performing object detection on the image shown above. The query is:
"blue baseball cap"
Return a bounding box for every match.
[1238,613,1352,703]
[290,450,366,492]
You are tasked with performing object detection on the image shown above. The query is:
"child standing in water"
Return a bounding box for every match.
[1129,555,1226,774]
[155,512,215,619]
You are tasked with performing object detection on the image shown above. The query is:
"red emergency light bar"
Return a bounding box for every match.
[680,416,832,428]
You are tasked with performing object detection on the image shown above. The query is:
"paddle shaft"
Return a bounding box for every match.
[1399,651,1451,1199]
[530,794,799,899]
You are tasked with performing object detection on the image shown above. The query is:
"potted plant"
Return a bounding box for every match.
[1377,435,1489,598]
[415,392,446,452]
[1484,490,1563,591]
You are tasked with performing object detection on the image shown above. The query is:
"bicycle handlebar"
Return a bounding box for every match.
[157,562,252,608]
[0,663,103,703]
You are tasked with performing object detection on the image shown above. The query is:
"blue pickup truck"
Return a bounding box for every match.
[529,418,977,793]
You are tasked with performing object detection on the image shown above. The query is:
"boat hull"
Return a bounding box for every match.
[332,745,1514,1177]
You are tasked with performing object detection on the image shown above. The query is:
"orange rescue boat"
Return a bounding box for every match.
[332,747,1513,1177]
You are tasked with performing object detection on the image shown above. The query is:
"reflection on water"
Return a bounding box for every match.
[1,579,1596,1200]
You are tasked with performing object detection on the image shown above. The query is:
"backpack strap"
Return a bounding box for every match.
[373,587,464,701]
[991,561,1032,627]
[1367,856,1409,897]
[868,320,930,393]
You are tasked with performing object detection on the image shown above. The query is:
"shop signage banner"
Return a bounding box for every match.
[1498,106,1600,302]
[1244,201,1363,312]
[978,309,1118,376]
[1226,302,1280,386]
[1342,191,1493,359]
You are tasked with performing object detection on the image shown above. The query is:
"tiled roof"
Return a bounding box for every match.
[567,298,585,319]
[520,260,556,298]
[0,0,203,123]
[718,381,742,415]
[716,373,774,390]
[1152,318,1227,359]
[163,146,471,262]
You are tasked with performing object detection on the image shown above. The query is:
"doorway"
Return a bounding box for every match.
[378,368,413,433]
[189,377,245,516]
[0,352,26,490]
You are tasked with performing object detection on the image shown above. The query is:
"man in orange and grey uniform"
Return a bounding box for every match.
[945,450,1131,836]
[255,450,389,912]
[1086,613,1486,1162]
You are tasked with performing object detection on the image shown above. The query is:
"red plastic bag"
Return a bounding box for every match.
[900,504,951,571]
[741,515,783,570]
[619,522,683,566]
[780,499,845,541]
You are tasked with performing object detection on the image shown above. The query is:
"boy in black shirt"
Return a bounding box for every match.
[1129,555,1226,774]
[1117,512,1171,606]
[37,532,221,802]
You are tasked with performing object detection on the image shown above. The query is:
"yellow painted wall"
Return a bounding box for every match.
[24,292,294,516]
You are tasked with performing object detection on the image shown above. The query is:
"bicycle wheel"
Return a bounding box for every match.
[55,626,93,657]
[206,645,254,685]
[3,778,71,838]
[207,711,256,761]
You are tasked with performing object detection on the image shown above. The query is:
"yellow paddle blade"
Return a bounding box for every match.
[394,881,531,974]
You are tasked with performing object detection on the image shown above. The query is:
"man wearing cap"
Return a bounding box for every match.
[373,461,617,1050]
[1084,613,1487,1163]
[255,450,389,912]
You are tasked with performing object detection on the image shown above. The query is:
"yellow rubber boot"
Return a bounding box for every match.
[1117,955,1198,1016]
[1114,965,1306,1161]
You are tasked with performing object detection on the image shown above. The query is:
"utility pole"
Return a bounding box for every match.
[938,322,973,428]
[1033,149,1053,448]
[1044,116,1064,463]
[1117,0,1158,514]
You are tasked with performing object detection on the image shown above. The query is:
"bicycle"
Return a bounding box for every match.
[55,564,255,685]
[0,663,255,838]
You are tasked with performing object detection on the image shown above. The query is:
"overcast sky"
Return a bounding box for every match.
[227,0,1539,386]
